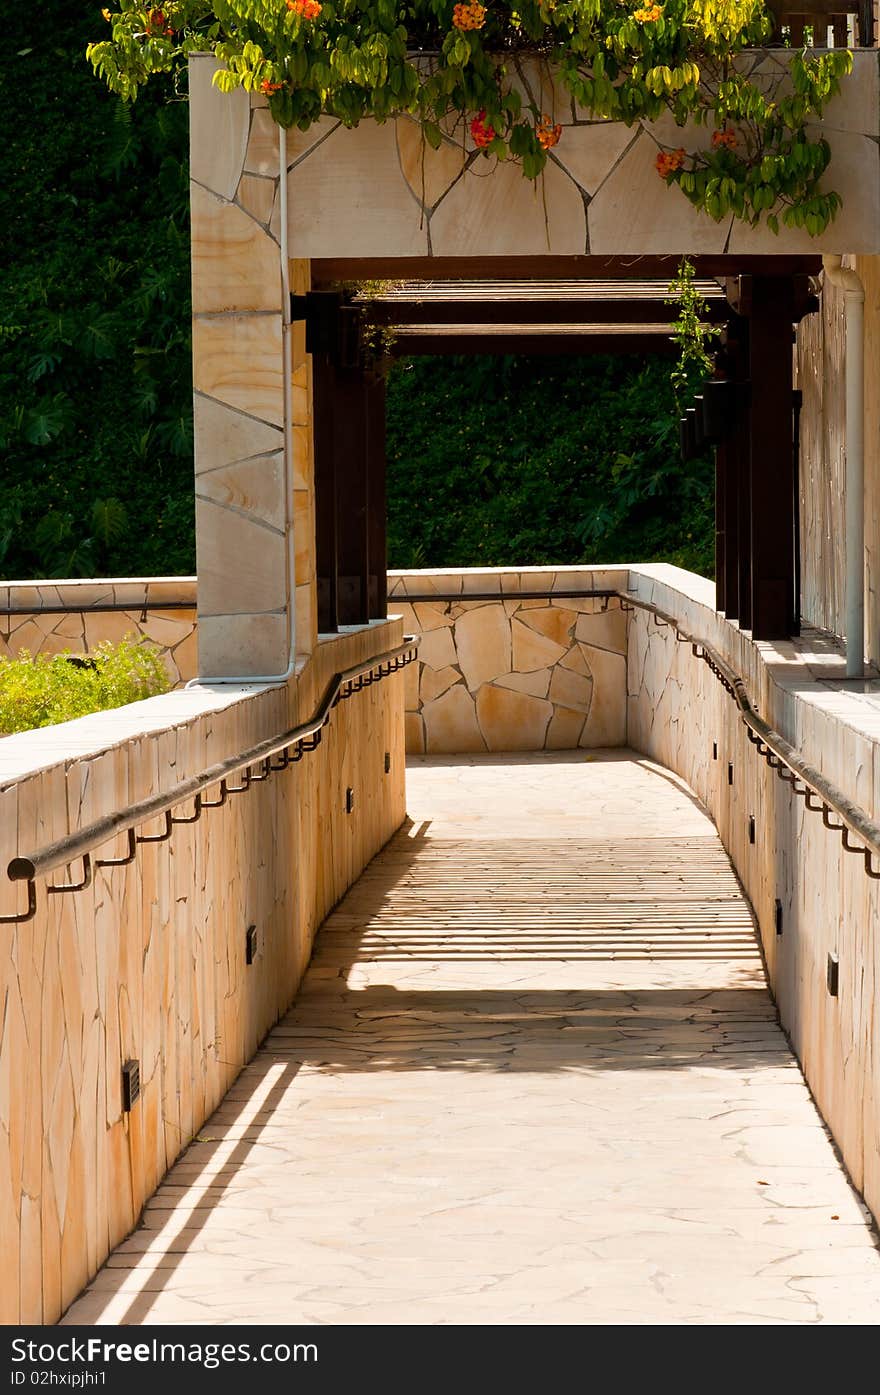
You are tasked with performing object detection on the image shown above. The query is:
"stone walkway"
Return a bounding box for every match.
[63,751,880,1325]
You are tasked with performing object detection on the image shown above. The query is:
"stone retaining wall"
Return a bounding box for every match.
[389,568,629,753]
[0,617,405,1324]
[626,562,880,1229]
[0,579,198,686]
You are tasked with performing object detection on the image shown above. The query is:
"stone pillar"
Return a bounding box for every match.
[189,57,316,676]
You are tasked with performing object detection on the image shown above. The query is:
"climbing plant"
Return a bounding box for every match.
[89,1,851,234]
[666,257,721,408]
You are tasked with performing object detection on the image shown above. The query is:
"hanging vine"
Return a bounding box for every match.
[89,2,852,234]
[666,258,722,409]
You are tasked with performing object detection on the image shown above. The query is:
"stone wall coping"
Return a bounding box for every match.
[628,563,880,818]
[1,577,197,608]
[0,620,394,787]
[392,559,880,807]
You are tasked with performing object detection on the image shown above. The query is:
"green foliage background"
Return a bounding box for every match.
[0,3,713,583]
[386,355,714,575]
[0,2,194,580]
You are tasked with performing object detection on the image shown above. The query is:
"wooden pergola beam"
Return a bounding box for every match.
[389,328,679,356]
[313,254,823,285]
[365,294,730,326]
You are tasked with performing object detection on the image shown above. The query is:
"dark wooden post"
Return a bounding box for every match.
[335,365,371,626]
[715,439,727,614]
[725,317,749,626]
[366,374,388,620]
[748,276,796,640]
[313,352,339,633]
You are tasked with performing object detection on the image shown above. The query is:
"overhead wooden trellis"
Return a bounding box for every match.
[296,254,822,643]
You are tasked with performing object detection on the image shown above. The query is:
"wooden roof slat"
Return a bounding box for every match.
[314,253,823,284]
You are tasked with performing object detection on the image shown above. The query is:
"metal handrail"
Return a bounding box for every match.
[396,583,880,878]
[616,592,880,880]
[1,634,421,925]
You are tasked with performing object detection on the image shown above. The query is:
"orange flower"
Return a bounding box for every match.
[287,0,323,16]
[147,8,173,35]
[470,110,496,149]
[536,114,562,150]
[453,2,486,30]
[711,128,738,150]
[634,3,662,19]
[102,7,112,19]
[261,79,284,94]
[655,147,686,178]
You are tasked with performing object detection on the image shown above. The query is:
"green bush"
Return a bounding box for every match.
[0,5,194,582]
[0,638,171,736]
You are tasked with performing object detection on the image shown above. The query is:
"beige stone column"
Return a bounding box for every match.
[189,57,316,676]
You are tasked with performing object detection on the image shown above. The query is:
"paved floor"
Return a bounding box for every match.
[64,751,880,1325]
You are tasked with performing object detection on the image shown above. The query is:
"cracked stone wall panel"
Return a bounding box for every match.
[189,57,250,201]
[194,396,284,477]
[589,133,734,254]
[196,612,279,678]
[285,121,430,256]
[197,452,287,534]
[574,605,628,655]
[455,606,512,690]
[244,107,282,179]
[476,683,553,751]
[196,499,287,617]
[551,123,638,197]
[191,184,282,315]
[516,604,577,648]
[193,315,284,428]
[504,55,576,126]
[237,173,277,227]
[396,116,468,211]
[431,156,586,256]
[729,130,880,255]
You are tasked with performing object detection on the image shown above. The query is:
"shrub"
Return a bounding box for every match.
[0,637,171,736]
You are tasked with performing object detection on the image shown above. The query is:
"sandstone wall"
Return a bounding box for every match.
[0,617,405,1324]
[189,58,317,676]
[0,580,198,687]
[389,568,628,753]
[278,52,880,257]
[627,563,880,1227]
[796,253,880,666]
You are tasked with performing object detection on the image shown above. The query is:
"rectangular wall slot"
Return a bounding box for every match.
[121,1059,140,1113]
[728,762,734,786]
[245,924,258,965]
[713,741,718,760]
[775,899,783,936]
[346,787,355,814]
[749,815,756,845]
[384,751,391,775]
[827,953,839,997]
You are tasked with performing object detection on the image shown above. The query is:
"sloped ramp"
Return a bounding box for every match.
[63,751,880,1326]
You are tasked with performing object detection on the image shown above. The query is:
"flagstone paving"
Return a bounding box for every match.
[63,750,880,1325]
